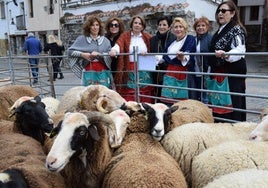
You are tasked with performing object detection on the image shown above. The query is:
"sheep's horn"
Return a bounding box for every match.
[96,96,109,113]
[82,111,119,148]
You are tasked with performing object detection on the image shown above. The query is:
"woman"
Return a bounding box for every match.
[44,35,64,81]
[150,16,176,102]
[193,16,212,103]
[161,17,196,105]
[109,15,153,103]
[209,0,247,122]
[105,17,125,75]
[68,16,112,87]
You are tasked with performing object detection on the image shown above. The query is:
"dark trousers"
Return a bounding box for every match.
[29,58,39,81]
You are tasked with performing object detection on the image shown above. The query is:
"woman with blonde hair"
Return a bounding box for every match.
[160,17,196,105]
[44,34,64,80]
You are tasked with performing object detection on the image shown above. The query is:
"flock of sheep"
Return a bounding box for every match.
[0,84,267,188]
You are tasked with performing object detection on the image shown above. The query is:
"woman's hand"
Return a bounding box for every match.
[176,51,184,61]
[109,50,117,57]
[215,50,228,59]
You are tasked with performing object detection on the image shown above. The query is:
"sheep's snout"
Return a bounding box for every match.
[151,128,164,141]
[46,156,58,172]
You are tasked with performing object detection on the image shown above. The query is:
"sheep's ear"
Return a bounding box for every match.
[88,125,100,141]
[49,120,62,138]
[170,106,178,113]
[141,103,151,111]
[34,96,41,103]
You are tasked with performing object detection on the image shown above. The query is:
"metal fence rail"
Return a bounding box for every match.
[0,51,267,123]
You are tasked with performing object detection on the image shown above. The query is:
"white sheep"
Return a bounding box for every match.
[160,121,257,186]
[56,85,126,114]
[192,140,268,188]
[204,169,268,188]
[101,110,187,187]
[0,133,65,187]
[46,111,122,187]
[249,110,268,141]
[41,96,60,118]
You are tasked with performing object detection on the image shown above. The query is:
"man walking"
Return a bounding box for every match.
[23,32,42,84]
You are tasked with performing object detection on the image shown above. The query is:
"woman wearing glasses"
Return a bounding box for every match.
[105,17,125,75]
[209,0,247,122]
[109,15,153,103]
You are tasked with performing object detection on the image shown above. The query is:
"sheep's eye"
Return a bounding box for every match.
[79,130,86,136]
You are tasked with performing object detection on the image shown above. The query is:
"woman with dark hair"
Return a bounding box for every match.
[68,16,112,87]
[209,0,247,122]
[109,15,153,103]
[150,16,176,102]
[105,17,125,74]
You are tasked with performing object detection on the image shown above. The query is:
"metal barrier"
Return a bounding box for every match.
[0,51,267,123]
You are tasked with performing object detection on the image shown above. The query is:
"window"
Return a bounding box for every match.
[29,0,33,17]
[249,6,259,21]
[49,0,54,14]
[0,1,5,19]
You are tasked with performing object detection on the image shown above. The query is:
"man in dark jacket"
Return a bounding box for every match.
[23,32,42,84]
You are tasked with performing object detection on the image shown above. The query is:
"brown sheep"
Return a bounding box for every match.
[168,99,214,132]
[0,133,65,188]
[0,85,38,120]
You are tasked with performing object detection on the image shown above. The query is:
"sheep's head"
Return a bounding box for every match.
[249,113,268,141]
[9,96,54,145]
[108,109,130,145]
[120,101,145,116]
[142,103,178,141]
[80,85,126,113]
[9,96,34,117]
[46,111,118,172]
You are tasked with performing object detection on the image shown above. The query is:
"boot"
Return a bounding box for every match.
[59,73,64,79]
[53,73,57,81]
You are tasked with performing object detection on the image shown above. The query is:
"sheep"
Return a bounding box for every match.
[41,96,60,118]
[0,168,28,187]
[204,169,268,188]
[168,99,214,132]
[0,119,14,134]
[56,86,87,113]
[108,109,130,145]
[56,85,126,114]
[160,121,257,186]
[141,102,178,141]
[9,95,54,145]
[249,109,268,141]
[101,110,187,188]
[0,132,65,188]
[191,140,268,188]
[0,85,38,120]
[46,111,120,188]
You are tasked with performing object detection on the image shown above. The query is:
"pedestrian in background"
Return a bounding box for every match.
[55,35,65,79]
[109,15,153,103]
[23,32,42,84]
[105,16,125,75]
[68,16,112,87]
[160,17,196,105]
[150,16,176,102]
[193,16,212,103]
[44,34,64,81]
[209,0,247,122]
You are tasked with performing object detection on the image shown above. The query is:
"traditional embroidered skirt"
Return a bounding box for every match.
[161,64,188,104]
[82,61,113,88]
[117,62,154,103]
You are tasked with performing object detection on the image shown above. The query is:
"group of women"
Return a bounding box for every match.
[67,0,247,122]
